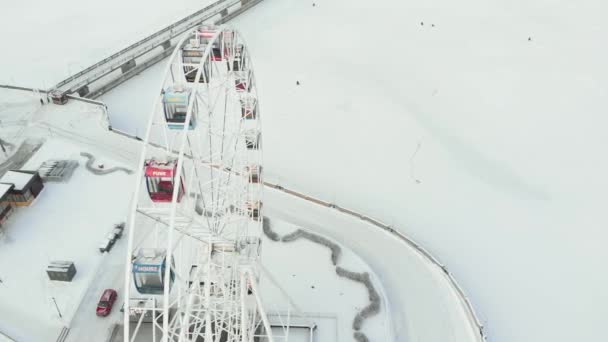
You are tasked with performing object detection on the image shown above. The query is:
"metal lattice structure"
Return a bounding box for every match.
[123,25,292,342]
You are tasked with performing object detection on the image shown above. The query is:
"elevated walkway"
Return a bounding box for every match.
[53,0,262,99]
[1,0,263,102]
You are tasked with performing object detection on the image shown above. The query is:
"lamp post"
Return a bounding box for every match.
[52,297,63,319]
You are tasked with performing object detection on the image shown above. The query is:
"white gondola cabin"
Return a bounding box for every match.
[182,40,210,83]
[245,130,260,150]
[245,165,262,183]
[241,96,257,120]
[231,44,246,71]
[245,201,262,221]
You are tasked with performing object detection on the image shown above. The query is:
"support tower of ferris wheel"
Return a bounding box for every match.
[123,25,292,342]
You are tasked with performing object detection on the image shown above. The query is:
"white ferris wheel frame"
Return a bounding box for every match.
[122,25,294,342]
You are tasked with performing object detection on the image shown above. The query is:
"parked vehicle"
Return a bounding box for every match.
[99,223,125,253]
[96,289,118,316]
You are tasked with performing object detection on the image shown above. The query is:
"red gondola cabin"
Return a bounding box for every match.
[198,25,228,62]
[144,160,185,203]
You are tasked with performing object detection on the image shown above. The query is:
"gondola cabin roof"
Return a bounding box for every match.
[0,170,38,191]
[163,88,191,103]
[133,249,165,270]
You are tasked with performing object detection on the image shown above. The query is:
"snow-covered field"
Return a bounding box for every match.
[0,0,213,90]
[2,0,608,341]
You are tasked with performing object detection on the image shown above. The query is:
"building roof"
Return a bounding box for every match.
[0,183,14,200]
[0,170,36,191]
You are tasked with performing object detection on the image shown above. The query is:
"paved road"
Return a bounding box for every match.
[65,236,127,342]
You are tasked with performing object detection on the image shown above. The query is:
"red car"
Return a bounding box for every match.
[96,289,118,317]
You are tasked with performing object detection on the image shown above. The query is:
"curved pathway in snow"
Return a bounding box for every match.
[263,181,486,342]
[80,152,133,175]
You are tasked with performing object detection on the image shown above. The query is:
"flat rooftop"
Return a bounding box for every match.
[0,170,35,191]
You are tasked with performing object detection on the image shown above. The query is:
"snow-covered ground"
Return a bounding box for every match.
[0,92,135,341]
[0,89,140,341]
[3,0,608,341]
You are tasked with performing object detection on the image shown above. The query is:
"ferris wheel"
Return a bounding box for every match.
[123,25,289,342]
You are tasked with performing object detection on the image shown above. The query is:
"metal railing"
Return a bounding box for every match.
[0,84,47,93]
[0,85,107,108]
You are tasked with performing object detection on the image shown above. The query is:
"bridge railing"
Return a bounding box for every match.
[54,0,241,93]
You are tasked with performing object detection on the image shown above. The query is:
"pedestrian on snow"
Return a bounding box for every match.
[296,81,300,86]
[40,98,44,105]
[312,2,316,6]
